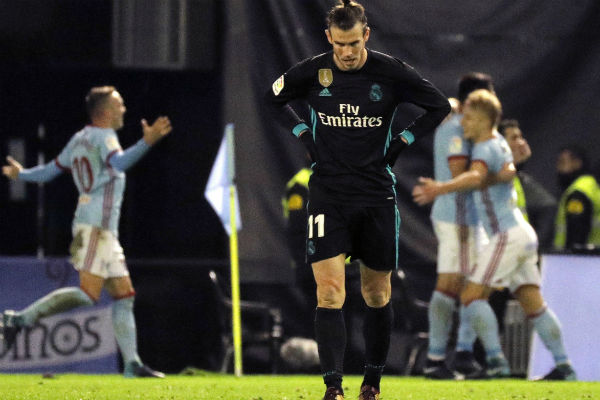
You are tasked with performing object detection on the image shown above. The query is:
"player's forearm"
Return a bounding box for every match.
[18,162,62,183]
[439,170,483,195]
[404,83,451,139]
[491,163,516,184]
[265,92,306,136]
[107,139,150,172]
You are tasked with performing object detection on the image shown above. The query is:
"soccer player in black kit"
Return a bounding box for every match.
[265,1,450,399]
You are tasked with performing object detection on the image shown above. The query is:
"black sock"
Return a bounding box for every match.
[315,307,346,389]
[362,302,394,390]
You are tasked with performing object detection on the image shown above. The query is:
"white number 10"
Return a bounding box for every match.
[308,214,325,238]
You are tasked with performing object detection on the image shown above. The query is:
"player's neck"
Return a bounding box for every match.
[90,117,112,129]
[474,129,494,143]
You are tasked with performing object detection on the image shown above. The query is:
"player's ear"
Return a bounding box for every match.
[363,26,370,43]
[325,29,333,45]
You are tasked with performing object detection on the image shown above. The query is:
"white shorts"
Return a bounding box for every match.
[469,222,540,293]
[69,223,129,279]
[433,220,485,276]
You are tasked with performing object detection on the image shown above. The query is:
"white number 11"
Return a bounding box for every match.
[308,214,325,238]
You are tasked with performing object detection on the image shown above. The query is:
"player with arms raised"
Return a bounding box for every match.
[1,86,171,378]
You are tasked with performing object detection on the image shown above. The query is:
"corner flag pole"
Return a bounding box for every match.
[226,123,243,377]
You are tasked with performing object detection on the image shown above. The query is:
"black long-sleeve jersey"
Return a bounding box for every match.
[265,49,450,206]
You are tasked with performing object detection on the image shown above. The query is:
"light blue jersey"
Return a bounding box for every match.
[472,136,520,236]
[18,125,150,234]
[430,114,478,226]
[55,126,126,234]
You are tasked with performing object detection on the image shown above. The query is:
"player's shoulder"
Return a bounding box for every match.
[367,49,413,75]
[472,139,493,156]
[435,115,463,139]
[81,126,119,148]
[291,51,332,72]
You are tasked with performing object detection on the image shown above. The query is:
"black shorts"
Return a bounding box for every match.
[306,199,400,271]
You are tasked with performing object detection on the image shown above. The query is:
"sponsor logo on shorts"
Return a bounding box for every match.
[78,194,91,204]
[307,240,316,255]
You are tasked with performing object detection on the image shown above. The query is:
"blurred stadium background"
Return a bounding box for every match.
[1,0,599,376]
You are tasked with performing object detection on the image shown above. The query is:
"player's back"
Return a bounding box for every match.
[472,136,522,236]
[431,114,477,226]
[57,126,126,233]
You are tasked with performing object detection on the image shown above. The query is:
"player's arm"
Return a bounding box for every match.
[409,151,468,202]
[485,161,516,186]
[564,190,592,248]
[108,116,172,172]
[394,61,451,141]
[264,60,316,160]
[448,156,469,178]
[412,161,488,205]
[2,155,63,183]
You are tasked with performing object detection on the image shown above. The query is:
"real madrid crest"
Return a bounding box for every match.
[319,69,333,87]
[369,84,382,102]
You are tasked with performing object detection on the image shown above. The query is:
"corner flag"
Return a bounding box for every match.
[205,123,241,235]
[204,123,244,376]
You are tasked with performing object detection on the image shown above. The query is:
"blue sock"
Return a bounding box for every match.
[532,308,569,365]
[19,287,93,327]
[112,297,142,365]
[463,300,503,360]
[427,291,456,359]
[456,305,477,352]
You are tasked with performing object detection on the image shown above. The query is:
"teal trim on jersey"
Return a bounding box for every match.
[400,129,415,145]
[386,164,400,270]
[293,123,310,137]
[309,107,319,141]
[309,108,318,168]
[383,109,398,155]
[395,202,400,270]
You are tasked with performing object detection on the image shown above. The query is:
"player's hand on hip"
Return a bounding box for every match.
[412,177,438,206]
[2,156,23,180]
[142,116,173,145]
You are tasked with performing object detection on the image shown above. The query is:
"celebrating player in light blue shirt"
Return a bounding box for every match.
[2,86,171,378]
[414,89,576,381]
[412,73,495,379]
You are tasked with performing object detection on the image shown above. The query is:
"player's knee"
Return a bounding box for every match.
[361,287,390,308]
[316,283,345,308]
[79,284,101,303]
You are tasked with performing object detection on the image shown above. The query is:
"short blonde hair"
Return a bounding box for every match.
[465,89,502,127]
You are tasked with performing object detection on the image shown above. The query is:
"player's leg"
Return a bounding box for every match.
[307,201,349,399]
[460,281,509,377]
[1,228,100,349]
[313,254,346,399]
[358,264,392,398]
[460,231,514,378]
[454,225,486,373]
[426,222,477,378]
[513,285,575,380]
[102,234,164,378]
[352,205,397,399]
[509,222,575,380]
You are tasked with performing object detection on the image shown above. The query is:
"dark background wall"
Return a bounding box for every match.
[1,0,600,373]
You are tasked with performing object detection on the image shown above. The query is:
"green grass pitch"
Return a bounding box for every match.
[0,373,598,400]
